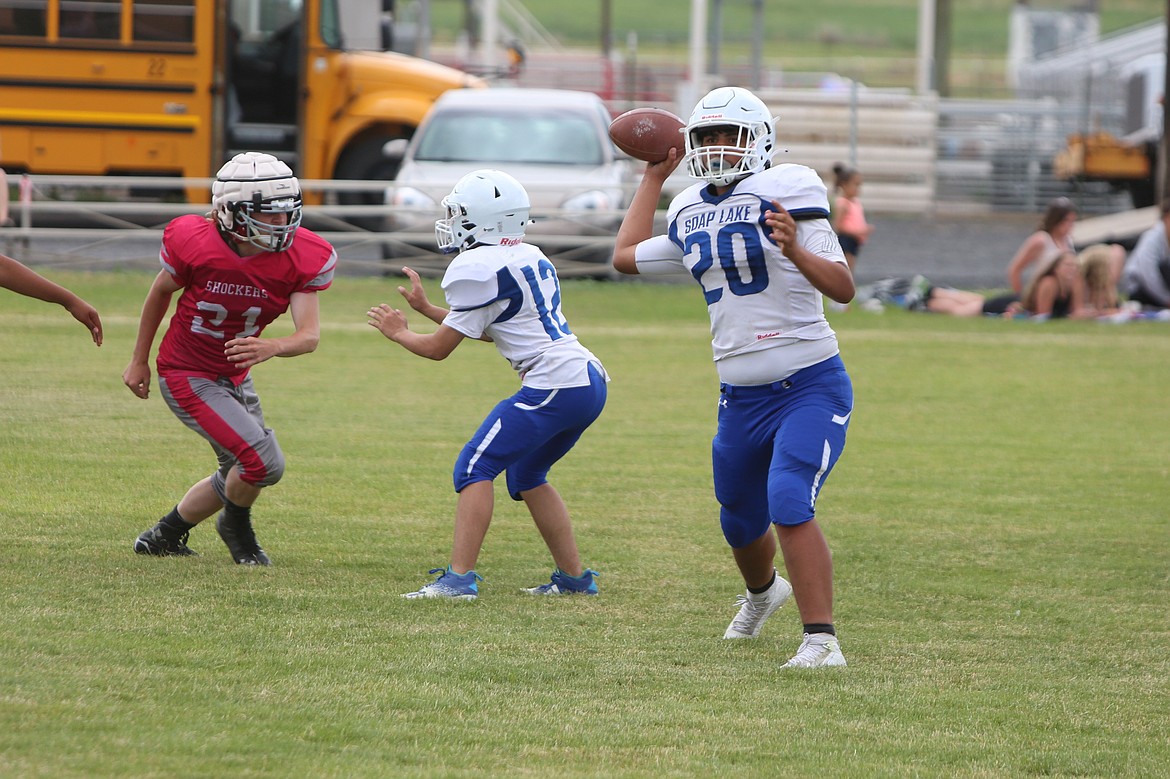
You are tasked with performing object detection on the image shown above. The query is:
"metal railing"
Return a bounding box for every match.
[0,174,629,278]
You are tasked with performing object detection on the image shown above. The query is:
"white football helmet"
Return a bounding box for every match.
[212,152,302,252]
[434,169,532,254]
[683,87,777,187]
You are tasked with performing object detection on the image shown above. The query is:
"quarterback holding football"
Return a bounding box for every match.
[613,87,855,668]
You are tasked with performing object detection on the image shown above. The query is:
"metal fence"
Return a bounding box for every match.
[496,50,1140,216]
[934,97,1132,216]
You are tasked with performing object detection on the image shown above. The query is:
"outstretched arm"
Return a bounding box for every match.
[396,265,449,325]
[224,290,321,370]
[613,149,684,275]
[0,254,103,345]
[764,202,855,304]
[1007,234,1043,294]
[367,303,466,360]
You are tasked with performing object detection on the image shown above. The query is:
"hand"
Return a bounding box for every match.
[224,336,278,369]
[764,199,796,252]
[367,303,408,340]
[397,266,429,312]
[123,362,151,399]
[67,300,103,346]
[644,146,684,182]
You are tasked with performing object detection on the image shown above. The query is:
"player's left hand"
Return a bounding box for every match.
[764,199,796,252]
[396,266,429,311]
[367,303,408,340]
[224,336,277,369]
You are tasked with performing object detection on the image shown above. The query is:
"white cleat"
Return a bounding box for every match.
[782,632,848,668]
[723,571,792,639]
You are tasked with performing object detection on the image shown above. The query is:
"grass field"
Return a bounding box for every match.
[2,270,1168,778]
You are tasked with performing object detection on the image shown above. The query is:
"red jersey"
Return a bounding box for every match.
[156,215,336,376]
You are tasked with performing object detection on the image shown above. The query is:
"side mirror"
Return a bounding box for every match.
[382,138,409,161]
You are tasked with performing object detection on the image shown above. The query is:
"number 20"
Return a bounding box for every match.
[685,223,769,305]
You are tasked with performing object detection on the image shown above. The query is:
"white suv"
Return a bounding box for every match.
[382,88,633,267]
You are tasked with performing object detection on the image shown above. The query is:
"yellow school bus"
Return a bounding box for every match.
[0,0,482,200]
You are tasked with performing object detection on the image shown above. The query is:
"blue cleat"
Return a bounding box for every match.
[523,568,600,595]
[403,567,483,600]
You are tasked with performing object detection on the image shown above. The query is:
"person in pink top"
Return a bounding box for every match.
[1006,197,1077,294]
[830,163,872,272]
[123,152,336,565]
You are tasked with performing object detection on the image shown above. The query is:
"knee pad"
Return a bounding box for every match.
[251,448,285,487]
[769,470,816,527]
[238,432,285,487]
[210,469,229,504]
[505,470,547,501]
[453,443,503,494]
[720,507,771,549]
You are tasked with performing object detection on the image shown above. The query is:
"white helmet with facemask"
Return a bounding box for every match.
[683,87,777,187]
[212,152,302,252]
[434,169,532,254]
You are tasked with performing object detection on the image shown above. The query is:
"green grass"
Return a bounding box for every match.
[2,270,1169,778]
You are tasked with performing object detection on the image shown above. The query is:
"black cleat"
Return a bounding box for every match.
[215,511,271,566]
[134,523,198,556]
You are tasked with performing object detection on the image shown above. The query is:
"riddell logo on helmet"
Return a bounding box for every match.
[500,236,523,246]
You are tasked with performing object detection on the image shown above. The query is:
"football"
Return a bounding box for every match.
[608,107,686,163]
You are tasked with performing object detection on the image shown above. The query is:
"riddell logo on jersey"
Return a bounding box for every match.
[756,331,781,340]
[499,237,523,246]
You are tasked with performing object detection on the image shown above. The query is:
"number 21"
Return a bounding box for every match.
[191,302,261,340]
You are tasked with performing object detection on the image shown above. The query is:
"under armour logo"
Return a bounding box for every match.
[719,398,728,408]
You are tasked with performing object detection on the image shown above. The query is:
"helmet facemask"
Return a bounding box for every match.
[212,152,303,252]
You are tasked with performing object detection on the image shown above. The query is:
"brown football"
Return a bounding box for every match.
[608,107,686,163]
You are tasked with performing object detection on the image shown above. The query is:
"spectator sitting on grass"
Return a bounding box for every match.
[1078,244,1124,315]
[1121,200,1170,310]
[864,250,1103,320]
[1007,197,1077,295]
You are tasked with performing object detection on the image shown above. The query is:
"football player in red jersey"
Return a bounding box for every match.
[123,152,336,564]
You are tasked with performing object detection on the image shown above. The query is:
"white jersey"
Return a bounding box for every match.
[634,163,847,384]
[1121,218,1170,307]
[441,242,608,389]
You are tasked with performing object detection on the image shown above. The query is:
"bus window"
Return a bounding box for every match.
[0,0,48,36]
[59,0,120,40]
[229,0,303,124]
[134,0,196,43]
[319,0,338,48]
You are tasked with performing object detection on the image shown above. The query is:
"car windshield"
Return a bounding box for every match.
[414,109,604,166]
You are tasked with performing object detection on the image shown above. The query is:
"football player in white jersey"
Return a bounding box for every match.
[368,169,608,600]
[613,87,855,668]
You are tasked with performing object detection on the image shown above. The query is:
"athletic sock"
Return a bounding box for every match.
[747,571,776,595]
[803,623,836,637]
[221,500,251,524]
[159,507,195,534]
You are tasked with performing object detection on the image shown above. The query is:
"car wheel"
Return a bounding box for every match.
[335,133,409,229]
